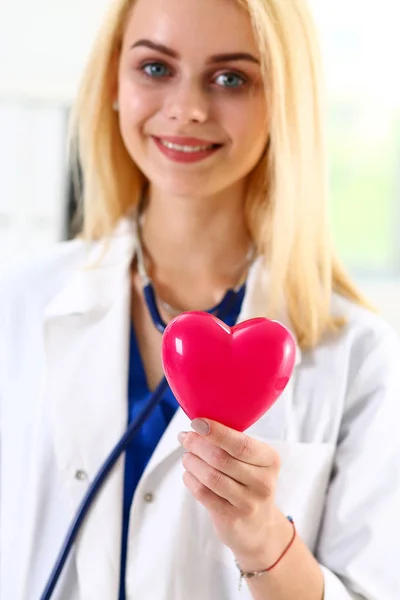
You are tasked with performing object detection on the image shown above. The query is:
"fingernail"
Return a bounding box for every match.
[191,419,210,435]
[177,431,187,444]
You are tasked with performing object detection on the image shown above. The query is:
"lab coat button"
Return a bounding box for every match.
[75,470,88,481]
[144,493,154,503]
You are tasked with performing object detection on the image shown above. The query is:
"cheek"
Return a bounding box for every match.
[122,103,150,135]
[221,96,268,156]
[231,116,268,167]
[118,90,161,165]
[119,80,161,133]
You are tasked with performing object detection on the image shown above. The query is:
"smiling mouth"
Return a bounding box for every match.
[151,136,224,163]
[158,139,221,153]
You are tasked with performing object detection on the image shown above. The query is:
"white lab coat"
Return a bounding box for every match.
[1,216,400,600]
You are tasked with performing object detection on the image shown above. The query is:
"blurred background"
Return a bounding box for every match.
[0,0,399,331]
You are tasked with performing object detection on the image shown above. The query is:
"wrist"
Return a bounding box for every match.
[234,511,294,572]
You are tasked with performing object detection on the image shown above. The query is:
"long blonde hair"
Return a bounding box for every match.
[69,0,372,349]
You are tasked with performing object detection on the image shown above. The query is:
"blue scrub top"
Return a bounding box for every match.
[119,289,245,599]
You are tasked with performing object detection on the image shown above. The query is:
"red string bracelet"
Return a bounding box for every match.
[234,516,296,591]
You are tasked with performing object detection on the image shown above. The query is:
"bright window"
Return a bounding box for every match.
[312,1,400,276]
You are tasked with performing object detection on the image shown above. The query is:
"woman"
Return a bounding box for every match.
[1,0,399,598]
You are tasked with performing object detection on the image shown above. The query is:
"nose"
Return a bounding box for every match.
[163,79,209,124]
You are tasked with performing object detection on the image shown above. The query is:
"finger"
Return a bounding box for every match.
[182,452,253,511]
[182,470,237,519]
[180,431,273,494]
[190,419,280,468]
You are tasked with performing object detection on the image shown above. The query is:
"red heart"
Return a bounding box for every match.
[161,311,296,432]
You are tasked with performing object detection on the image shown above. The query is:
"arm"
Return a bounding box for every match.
[233,510,325,600]
[178,326,400,600]
[314,328,400,600]
[241,326,400,600]
[179,419,325,600]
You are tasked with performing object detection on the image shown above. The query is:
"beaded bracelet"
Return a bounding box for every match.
[234,516,296,591]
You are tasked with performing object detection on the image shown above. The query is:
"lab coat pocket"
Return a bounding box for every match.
[204,440,336,569]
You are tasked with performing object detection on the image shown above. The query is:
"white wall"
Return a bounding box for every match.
[0,102,67,262]
[0,1,112,260]
[0,0,110,104]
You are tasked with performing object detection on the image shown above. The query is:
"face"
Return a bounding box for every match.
[117,0,269,199]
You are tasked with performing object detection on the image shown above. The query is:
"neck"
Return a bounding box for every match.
[139,184,252,311]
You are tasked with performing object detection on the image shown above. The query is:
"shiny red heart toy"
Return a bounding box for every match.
[161,311,296,431]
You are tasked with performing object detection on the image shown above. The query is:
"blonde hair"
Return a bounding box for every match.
[69,0,373,349]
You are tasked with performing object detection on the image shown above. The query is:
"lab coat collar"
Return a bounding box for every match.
[44,215,137,319]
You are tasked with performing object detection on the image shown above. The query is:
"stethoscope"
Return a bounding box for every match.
[40,210,251,600]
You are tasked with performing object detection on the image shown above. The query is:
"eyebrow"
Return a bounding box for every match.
[130,39,260,65]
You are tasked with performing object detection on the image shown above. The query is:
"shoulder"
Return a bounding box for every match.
[298,293,400,381]
[299,293,400,403]
[0,239,88,315]
[314,294,400,406]
[289,294,400,446]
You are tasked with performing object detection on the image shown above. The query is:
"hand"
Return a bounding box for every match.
[178,418,292,569]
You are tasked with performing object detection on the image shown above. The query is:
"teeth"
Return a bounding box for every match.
[160,140,215,153]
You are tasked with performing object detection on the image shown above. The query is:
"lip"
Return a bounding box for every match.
[152,136,223,164]
[157,135,221,146]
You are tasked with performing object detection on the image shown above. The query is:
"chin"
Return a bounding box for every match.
[151,173,231,199]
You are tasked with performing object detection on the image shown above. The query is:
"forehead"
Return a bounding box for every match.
[123,0,259,56]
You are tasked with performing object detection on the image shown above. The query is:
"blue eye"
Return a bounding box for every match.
[142,62,170,78]
[214,72,246,89]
